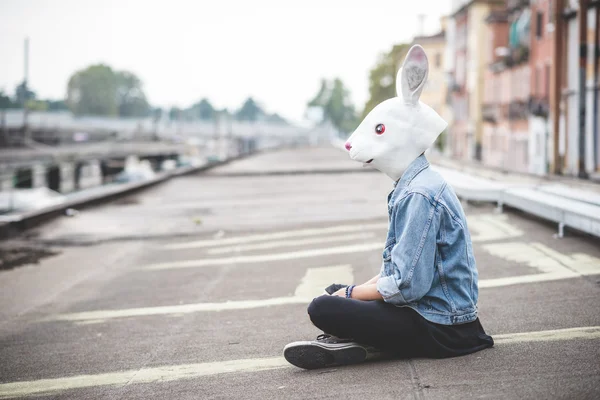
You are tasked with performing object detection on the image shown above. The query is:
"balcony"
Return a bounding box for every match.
[482,104,498,123]
[448,77,463,94]
[507,100,529,120]
[507,0,530,12]
[529,96,550,118]
[491,46,529,72]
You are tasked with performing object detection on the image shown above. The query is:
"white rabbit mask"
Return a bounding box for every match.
[345,45,447,182]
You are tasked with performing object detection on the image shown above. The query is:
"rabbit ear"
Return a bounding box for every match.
[396,45,428,105]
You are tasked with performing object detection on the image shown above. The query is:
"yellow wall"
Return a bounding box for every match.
[417,39,449,124]
[467,2,493,149]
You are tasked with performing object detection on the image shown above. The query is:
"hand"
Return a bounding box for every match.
[324,283,347,295]
[332,287,347,297]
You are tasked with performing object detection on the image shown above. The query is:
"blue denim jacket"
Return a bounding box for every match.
[376,155,479,325]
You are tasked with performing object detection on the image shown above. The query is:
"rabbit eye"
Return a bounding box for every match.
[375,124,385,135]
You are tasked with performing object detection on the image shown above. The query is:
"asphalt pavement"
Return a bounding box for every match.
[0,146,599,399]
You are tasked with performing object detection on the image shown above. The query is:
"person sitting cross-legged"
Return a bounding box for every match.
[283,45,494,370]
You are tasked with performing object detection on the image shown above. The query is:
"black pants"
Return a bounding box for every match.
[307,295,493,359]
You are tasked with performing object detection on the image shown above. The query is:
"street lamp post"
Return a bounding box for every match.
[578,0,589,178]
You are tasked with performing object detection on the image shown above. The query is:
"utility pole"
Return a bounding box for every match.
[594,5,600,171]
[23,37,30,145]
[24,37,29,85]
[552,0,564,175]
[578,0,589,178]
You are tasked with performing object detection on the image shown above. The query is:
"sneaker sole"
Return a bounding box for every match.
[283,341,368,370]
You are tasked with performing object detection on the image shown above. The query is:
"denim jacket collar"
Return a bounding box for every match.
[388,155,429,209]
[394,154,430,189]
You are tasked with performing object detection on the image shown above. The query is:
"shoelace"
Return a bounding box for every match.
[316,333,384,354]
[316,333,354,343]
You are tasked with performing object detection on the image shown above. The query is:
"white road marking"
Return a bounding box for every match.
[207,232,376,255]
[483,242,565,273]
[166,213,520,251]
[493,326,600,344]
[530,243,600,276]
[73,319,107,325]
[1,326,598,398]
[0,357,289,399]
[144,243,382,270]
[479,271,577,288]
[47,265,354,323]
[155,195,352,210]
[53,297,308,322]
[468,214,524,242]
[162,222,386,250]
[52,242,600,323]
[481,242,600,286]
[294,265,353,298]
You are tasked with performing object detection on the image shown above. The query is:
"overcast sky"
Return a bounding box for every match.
[0,0,450,123]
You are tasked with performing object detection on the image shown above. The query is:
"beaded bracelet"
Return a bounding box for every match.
[345,284,356,299]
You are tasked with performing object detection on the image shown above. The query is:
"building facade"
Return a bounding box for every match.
[528,0,554,175]
[555,0,600,179]
[448,0,506,161]
[412,24,451,150]
[445,0,600,180]
[482,1,533,173]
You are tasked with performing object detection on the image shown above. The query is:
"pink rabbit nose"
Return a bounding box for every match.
[345,142,352,151]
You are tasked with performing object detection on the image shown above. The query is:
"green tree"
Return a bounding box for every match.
[168,106,181,121]
[189,98,215,120]
[306,78,358,133]
[325,78,358,132]
[362,44,409,118]
[15,81,36,106]
[307,79,330,108]
[116,71,149,117]
[66,64,149,117]
[67,64,118,116]
[235,97,264,121]
[266,113,287,124]
[2,85,68,112]
[0,91,15,109]
[45,99,68,111]
[25,99,48,111]
[152,107,163,122]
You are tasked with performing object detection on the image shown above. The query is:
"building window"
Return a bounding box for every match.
[544,64,551,98]
[535,66,541,96]
[489,31,495,63]
[536,11,544,39]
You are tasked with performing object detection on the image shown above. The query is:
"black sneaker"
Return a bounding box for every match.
[283,334,373,370]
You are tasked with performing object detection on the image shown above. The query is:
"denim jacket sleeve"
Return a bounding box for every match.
[377,192,439,305]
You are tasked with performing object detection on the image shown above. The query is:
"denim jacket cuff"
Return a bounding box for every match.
[377,276,407,304]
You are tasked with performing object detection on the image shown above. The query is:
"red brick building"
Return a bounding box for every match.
[528,0,554,175]
[481,1,532,173]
